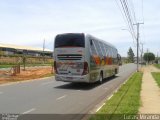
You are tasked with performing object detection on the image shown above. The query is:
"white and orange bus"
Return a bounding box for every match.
[54,33,121,83]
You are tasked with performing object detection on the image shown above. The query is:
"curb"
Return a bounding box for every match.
[82,72,136,120]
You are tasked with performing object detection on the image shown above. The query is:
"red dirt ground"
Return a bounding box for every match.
[0,67,54,84]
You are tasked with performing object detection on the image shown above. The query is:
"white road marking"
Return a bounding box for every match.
[56,95,67,100]
[22,108,36,114]
[0,82,16,87]
[41,81,54,86]
[96,103,105,112]
[107,94,113,100]
[0,92,3,94]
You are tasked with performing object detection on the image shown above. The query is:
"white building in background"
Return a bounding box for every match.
[0,43,53,57]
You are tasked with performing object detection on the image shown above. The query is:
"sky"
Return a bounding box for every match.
[0,0,160,57]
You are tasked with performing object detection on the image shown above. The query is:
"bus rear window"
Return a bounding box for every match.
[55,33,85,48]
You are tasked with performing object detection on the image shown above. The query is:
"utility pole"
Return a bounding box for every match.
[133,23,144,72]
[140,42,144,65]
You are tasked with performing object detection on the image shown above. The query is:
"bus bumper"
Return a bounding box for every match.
[55,74,90,83]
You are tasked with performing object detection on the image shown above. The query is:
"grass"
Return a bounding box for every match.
[152,72,160,87]
[23,63,53,67]
[0,63,53,68]
[0,64,13,68]
[89,72,143,120]
[154,64,160,69]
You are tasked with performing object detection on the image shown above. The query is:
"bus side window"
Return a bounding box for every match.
[90,39,98,67]
[94,40,102,58]
[105,45,108,56]
[90,39,97,55]
[90,39,93,46]
[99,42,105,56]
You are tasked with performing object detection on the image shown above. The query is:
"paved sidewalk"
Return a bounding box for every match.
[139,65,160,114]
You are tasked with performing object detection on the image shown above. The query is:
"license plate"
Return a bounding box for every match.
[66,77,73,79]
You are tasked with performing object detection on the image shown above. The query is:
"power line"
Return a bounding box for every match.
[120,0,133,30]
[141,0,144,23]
[115,0,144,71]
[115,0,129,27]
[114,0,136,46]
[115,0,137,46]
[118,0,137,39]
[128,0,137,23]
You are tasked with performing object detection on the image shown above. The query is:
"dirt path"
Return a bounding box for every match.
[139,65,160,114]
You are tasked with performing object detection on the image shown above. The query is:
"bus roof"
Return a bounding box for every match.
[55,33,117,50]
[85,34,117,50]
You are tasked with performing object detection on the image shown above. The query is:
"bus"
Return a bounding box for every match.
[54,33,121,83]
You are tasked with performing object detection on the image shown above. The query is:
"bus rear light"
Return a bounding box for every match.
[82,62,89,75]
[54,61,58,74]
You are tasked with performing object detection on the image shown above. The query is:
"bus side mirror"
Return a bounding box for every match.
[90,40,93,46]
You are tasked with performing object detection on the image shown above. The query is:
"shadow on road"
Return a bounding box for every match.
[54,76,118,90]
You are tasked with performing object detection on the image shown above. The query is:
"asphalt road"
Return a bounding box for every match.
[0,63,136,120]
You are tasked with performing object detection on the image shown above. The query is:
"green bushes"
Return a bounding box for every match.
[0,56,53,67]
[154,64,160,69]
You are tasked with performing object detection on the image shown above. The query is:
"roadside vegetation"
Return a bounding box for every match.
[0,55,54,84]
[0,64,14,68]
[0,63,53,69]
[0,55,53,69]
[90,72,143,120]
[154,64,160,69]
[127,47,135,63]
[152,72,160,87]
[143,52,155,64]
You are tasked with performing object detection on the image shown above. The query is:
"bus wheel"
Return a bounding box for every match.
[99,72,103,84]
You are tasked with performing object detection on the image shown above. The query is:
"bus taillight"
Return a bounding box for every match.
[82,62,89,75]
[54,61,58,74]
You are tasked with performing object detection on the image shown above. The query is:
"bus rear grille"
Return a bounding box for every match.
[57,54,82,60]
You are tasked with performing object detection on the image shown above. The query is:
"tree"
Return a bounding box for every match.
[143,52,155,63]
[127,47,135,63]
[22,55,26,71]
[155,58,159,64]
